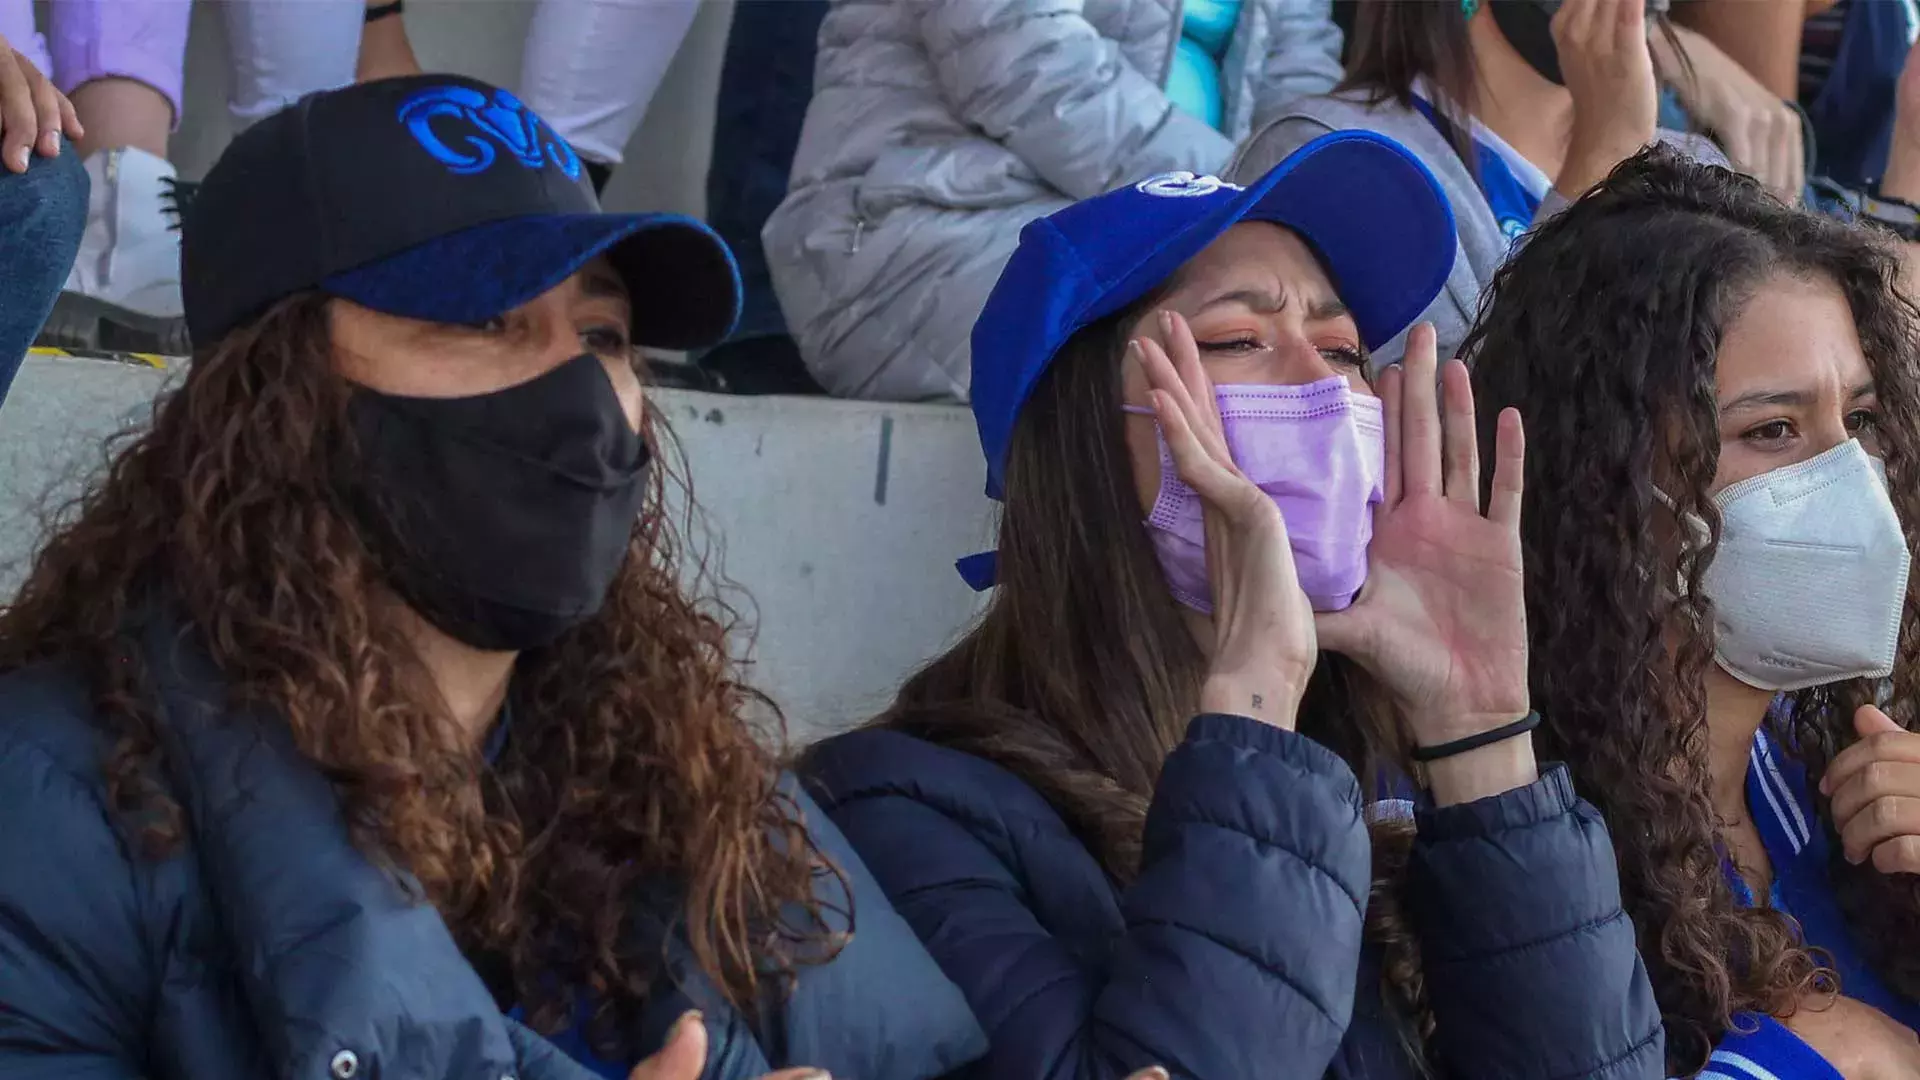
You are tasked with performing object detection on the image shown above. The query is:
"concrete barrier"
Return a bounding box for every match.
[0,354,997,744]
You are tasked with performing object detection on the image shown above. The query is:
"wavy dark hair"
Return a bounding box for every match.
[852,292,1435,1059]
[0,294,847,1057]
[1465,146,1920,1072]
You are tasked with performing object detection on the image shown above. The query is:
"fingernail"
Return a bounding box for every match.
[673,1010,703,1038]
[1159,310,1174,334]
[1127,339,1143,361]
[12,147,27,171]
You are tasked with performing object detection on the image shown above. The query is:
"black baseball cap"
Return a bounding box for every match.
[180,74,741,350]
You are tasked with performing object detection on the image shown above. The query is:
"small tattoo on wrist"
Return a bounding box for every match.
[1251,693,1264,710]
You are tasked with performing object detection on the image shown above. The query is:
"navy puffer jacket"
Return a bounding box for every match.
[802,712,1665,1080]
[0,616,986,1080]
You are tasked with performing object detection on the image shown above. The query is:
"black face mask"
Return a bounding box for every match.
[344,353,651,651]
[1488,0,1567,85]
[1486,0,1664,87]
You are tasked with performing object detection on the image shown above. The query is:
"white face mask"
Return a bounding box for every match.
[1699,439,1911,692]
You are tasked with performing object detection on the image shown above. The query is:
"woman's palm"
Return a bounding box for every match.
[1340,489,1528,734]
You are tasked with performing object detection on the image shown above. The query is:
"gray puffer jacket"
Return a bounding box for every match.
[764,0,1343,402]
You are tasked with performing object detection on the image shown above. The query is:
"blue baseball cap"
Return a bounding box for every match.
[968,130,1456,504]
[182,74,741,350]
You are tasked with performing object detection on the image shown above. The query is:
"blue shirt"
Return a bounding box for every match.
[1741,727,1918,1031]
[1703,727,1920,1079]
[1409,90,1550,246]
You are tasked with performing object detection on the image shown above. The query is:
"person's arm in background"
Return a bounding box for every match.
[915,0,1235,201]
[1651,22,1805,201]
[357,0,422,83]
[1671,0,1808,101]
[1248,0,1344,132]
[0,32,86,410]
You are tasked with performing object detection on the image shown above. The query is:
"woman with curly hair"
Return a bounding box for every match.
[1468,145,1920,1078]
[802,133,1664,1079]
[0,75,986,1080]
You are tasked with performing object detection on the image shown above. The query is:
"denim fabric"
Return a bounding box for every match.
[1803,0,1912,191]
[702,0,826,347]
[0,143,88,409]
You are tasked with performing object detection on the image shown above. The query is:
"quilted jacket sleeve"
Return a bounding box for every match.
[820,714,1373,1079]
[913,0,1235,201]
[0,724,151,1078]
[1408,765,1665,1079]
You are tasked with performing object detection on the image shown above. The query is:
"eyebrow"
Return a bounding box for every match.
[1719,381,1877,413]
[1194,288,1351,322]
[580,269,630,303]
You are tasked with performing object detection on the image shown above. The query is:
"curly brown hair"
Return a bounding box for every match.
[1465,146,1920,1073]
[0,294,846,1057]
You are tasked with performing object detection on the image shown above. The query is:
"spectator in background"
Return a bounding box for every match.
[0,30,85,407]
[1469,146,1920,1078]
[1233,0,1728,368]
[0,74,987,1080]
[697,0,829,395]
[3,0,364,354]
[764,0,1345,402]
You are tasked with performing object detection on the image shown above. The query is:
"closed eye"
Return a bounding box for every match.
[1319,345,1365,370]
[1196,337,1265,355]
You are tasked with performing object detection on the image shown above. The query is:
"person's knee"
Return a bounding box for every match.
[13,141,88,281]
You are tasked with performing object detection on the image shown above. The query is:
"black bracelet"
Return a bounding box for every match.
[365,0,404,23]
[1409,711,1542,763]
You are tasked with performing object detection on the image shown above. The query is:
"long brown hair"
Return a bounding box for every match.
[866,296,1434,1051]
[1465,147,1920,1072]
[0,294,846,1057]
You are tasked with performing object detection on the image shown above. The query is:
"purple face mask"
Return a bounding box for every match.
[1130,376,1385,613]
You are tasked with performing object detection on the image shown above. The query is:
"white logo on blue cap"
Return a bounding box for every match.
[1135,172,1243,198]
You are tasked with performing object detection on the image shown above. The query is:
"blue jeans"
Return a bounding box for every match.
[697,0,828,393]
[0,143,88,409]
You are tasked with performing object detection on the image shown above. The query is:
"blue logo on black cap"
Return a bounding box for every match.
[398,85,583,181]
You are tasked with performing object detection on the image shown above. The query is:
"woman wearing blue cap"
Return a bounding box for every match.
[0,75,988,1080]
[802,131,1661,1078]
[1468,146,1920,1078]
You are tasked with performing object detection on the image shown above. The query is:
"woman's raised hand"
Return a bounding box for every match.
[1554,0,1659,199]
[1137,311,1317,730]
[1315,325,1535,800]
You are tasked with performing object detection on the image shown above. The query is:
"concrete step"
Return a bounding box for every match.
[0,352,995,744]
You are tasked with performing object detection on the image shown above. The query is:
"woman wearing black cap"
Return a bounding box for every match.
[801,133,1661,1079]
[0,75,986,1080]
